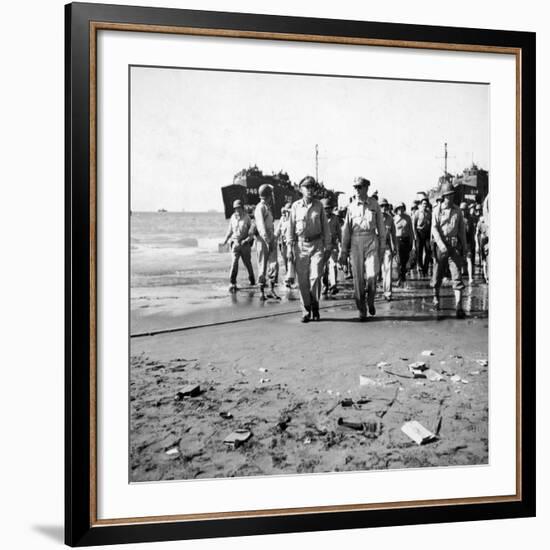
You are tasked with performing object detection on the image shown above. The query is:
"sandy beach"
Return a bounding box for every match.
[130,274,488,482]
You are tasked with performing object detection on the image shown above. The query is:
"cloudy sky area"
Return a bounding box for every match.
[130,66,489,212]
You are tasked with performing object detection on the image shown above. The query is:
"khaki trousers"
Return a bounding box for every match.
[350,234,379,312]
[294,238,324,315]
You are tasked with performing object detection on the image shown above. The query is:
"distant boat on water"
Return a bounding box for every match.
[157,208,168,213]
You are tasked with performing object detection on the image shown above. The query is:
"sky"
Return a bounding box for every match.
[130,66,489,212]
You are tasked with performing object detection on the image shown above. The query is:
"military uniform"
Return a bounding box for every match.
[413,206,432,276]
[322,213,342,292]
[394,210,414,283]
[288,198,331,317]
[276,213,295,284]
[254,200,278,291]
[381,209,396,299]
[341,196,386,316]
[224,211,255,286]
[431,203,467,292]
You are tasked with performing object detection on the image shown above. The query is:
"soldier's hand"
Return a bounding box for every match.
[338,253,348,267]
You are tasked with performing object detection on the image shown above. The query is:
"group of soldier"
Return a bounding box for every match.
[222,176,489,323]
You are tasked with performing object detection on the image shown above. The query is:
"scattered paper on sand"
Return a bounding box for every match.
[401,421,437,445]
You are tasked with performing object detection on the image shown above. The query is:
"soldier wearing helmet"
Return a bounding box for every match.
[431,182,467,318]
[254,184,280,300]
[287,176,331,322]
[222,199,256,292]
[379,198,397,301]
[338,177,386,320]
[321,197,342,296]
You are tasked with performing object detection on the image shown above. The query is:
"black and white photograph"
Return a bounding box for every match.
[129,65,490,482]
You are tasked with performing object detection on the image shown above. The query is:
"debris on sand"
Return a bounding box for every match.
[421,350,434,357]
[165,447,180,457]
[409,362,428,378]
[259,368,268,373]
[425,369,444,382]
[340,398,354,408]
[470,370,480,375]
[409,361,428,370]
[223,429,252,449]
[174,384,201,400]
[377,361,391,368]
[219,411,233,419]
[401,421,437,445]
[359,375,379,386]
[476,359,488,367]
[450,375,462,383]
[259,378,271,384]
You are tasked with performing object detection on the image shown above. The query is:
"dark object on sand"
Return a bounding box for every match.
[174,384,201,400]
[219,411,233,419]
[340,398,354,407]
[223,429,252,449]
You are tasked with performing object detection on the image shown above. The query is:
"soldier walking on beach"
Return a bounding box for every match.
[379,198,396,301]
[339,177,386,321]
[413,195,432,277]
[460,201,476,284]
[431,182,467,318]
[321,198,342,296]
[255,184,280,301]
[275,203,295,287]
[393,202,414,286]
[288,176,331,322]
[222,199,256,293]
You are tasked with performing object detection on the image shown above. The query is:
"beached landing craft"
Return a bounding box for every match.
[221,164,342,220]
[427,143,489,206]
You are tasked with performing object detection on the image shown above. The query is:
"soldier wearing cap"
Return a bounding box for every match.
[275,202,295,287]
[379,198,397,301]
[254,184,280,300]
[321,197,342,296]
[222,199,256,292]
[413,193,432,277]
[339,177,386,320]
[394,202,414,285]
[288,176,331,322]
[431,182,467,318]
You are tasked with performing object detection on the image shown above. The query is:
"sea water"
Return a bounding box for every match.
[131,211,228,288]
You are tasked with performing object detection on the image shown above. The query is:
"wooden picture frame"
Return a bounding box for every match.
[65,2,535,546]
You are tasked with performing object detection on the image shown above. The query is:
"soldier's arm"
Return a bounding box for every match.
[431,209,447,251]
[255,204,268,242]
[336,219,342,244]
[320,204,331,249]
[340,209,352,256]
[287,206,296,244]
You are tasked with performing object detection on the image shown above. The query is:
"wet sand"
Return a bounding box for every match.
[130,276,489,482]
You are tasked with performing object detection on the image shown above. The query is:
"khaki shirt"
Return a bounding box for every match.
[288,198,331,248]
[254,200,275,242]
[224,212,252,244]
[431,204,467,250]
[341,197,386,252]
